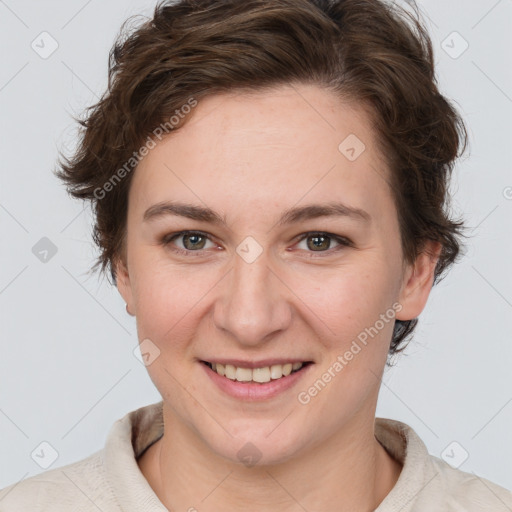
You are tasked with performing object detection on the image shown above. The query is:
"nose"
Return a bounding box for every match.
[213,249,292,347]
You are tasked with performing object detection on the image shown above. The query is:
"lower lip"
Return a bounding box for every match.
[200,362,313,401]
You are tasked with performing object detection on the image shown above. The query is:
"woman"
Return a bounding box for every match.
[1,0,510,510]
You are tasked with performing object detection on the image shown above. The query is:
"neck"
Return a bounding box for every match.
[138,406,402,512]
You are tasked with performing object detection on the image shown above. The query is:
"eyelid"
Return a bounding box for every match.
[161,230,353,257]
[292,231,353,256]
[293,231,353,245]
[161,230,219,255]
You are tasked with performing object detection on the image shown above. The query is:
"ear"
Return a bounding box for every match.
[114,255,134,312]
[396,240,442,321]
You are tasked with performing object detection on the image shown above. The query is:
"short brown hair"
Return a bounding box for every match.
[55,0,468,356]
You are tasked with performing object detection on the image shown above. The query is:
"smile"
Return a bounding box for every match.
[201,360,313,384]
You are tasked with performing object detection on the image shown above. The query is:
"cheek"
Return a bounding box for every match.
[133,268,200,342]
[130,269,202,397]
[289,260,399,347]
[291,268,399,419]
[127,246,179,323]
[129,254,232,366]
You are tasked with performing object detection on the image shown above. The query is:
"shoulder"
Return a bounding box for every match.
[0,402,164,512]
[421,455,512,511]
[375,418,512,511]
[0,450,118,512]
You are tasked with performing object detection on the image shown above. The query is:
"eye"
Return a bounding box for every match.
[161,230,353,258]
[161,231,218,256]
[294,231,352,256]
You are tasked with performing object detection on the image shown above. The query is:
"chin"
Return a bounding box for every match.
[205,418,308,468]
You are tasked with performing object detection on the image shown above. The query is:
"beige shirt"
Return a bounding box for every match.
[1,400,510,511]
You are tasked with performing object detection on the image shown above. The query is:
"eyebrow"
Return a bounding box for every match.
[143,200,371,226]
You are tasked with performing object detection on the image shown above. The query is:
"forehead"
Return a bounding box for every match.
[130,84,392,219]
[168,85,379,159]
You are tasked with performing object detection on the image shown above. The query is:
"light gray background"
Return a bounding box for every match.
[1,0,511,494]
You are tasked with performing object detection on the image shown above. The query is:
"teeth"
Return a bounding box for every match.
[282,363,292,376]
[252,366,271,383]
[225,364,236,380]
[235,367,253,382]
[209,362,305,383]
[270,364,283,379]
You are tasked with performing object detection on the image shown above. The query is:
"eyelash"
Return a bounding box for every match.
[160,230,353,258]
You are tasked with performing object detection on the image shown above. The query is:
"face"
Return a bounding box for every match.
[116,84,438,466]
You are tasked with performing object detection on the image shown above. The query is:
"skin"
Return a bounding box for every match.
[116,83,440,511]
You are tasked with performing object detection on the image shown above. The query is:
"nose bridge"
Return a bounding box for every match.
[213,248,290,345]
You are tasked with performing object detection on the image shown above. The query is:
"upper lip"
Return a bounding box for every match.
[201,358,313,369]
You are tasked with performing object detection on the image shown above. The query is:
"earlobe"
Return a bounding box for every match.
[395,241,442,321]
[114,256,134,311]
